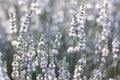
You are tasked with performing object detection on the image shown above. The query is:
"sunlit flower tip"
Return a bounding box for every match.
[67,47,74,53]
[11,40,17,46]
[113,54,118,59]
[96,18,101,23]
[38,41,45,47]
[9,7,16,17]
[74,46,80,52]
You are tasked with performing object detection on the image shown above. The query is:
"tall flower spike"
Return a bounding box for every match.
[20,8,34,33]
[36,74,43,80]
[26,33,36,75]
[52,32,62,56]
[69,11,78,38]
[9,7,17,34]
[76,0,86,51]
[73,58,86,80]
[97,0,111,42]
[37,34,48,73]
[67,11,78,54]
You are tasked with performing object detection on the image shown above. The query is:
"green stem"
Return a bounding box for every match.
[114,65,117,80]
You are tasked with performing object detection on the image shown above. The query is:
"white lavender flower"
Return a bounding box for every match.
[9,7,17,34]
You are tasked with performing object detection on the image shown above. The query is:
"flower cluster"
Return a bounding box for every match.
[0,52,10,80]
[0,0,119,80]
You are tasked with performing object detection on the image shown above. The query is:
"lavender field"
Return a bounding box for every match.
[0,0,120,80]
